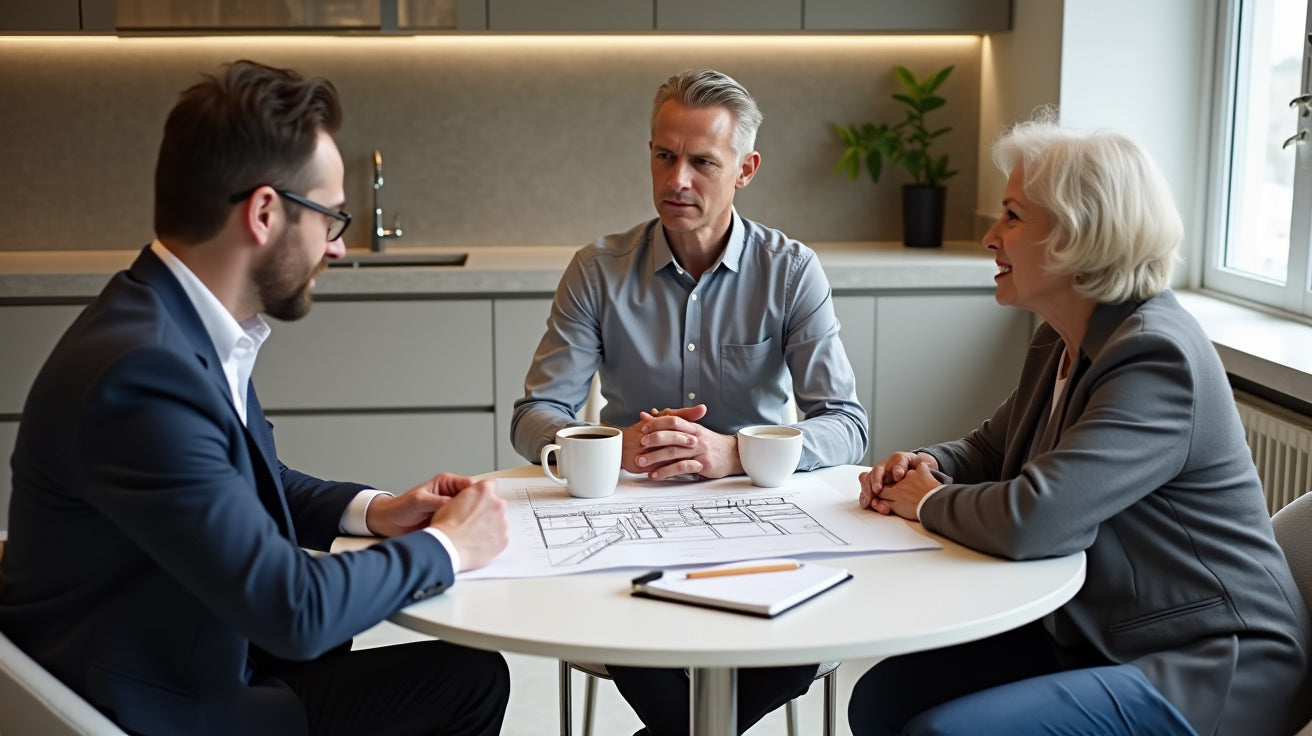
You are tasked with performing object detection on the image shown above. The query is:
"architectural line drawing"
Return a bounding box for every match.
[519,486,850,566]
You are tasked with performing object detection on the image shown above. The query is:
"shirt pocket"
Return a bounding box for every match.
[719,338,783,414]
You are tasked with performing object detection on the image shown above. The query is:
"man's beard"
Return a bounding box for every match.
[254,225,325,322]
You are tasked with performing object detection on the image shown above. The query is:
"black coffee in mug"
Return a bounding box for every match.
[568,433,614,440]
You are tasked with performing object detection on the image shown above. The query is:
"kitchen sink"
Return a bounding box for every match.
[328,252,468,268]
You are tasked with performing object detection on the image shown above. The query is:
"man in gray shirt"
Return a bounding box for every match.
[512,69,867,736]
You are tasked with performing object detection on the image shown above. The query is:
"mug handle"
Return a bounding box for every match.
[540,443,567,485]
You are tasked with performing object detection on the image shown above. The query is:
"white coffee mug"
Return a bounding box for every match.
[737,425,804,488]
[540,425,623,498]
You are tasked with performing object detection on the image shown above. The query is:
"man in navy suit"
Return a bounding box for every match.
[0,60,511,736]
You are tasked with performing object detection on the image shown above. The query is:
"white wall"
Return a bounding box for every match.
[1059,0,1216,287]
[976,0,1064,237]
[978,0,1217,284]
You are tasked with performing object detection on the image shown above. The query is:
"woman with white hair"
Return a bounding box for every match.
[848,117,1312,735]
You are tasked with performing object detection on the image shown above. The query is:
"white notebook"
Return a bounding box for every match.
[631,559,852,618]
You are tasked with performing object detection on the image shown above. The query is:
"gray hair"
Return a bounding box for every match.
[651,69,763,162]
[992,113,1182,303]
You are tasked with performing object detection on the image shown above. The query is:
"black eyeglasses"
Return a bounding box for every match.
[229,187,351,241]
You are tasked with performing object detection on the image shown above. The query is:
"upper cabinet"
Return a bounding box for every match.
[804,0,1010,32]
[656,0,800,31]
[0,0,1008,33]
[466,0,1007,32]
[480,0,650,31]
[0,0,113,31]
[115,0,458,31]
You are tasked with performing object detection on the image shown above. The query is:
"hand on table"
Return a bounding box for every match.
[858,451,942,521]
[429,480,508,572]
[365,472,477,537]
[619,404,743,480]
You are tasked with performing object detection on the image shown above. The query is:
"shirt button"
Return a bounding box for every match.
[690,294,698,301]
[687,343,696,352]
[677,268,684,275]
[688,392,696,400]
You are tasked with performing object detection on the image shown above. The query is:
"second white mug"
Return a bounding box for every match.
[540,425,623,498]
[737,425,804,487]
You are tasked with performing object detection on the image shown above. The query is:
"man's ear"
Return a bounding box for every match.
[736,151,761,189]
[237,186,280,247]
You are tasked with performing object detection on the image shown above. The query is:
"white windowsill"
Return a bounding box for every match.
[1175,290,1312,406]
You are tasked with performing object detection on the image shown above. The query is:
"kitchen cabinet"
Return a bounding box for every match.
[834,296,876,465]
[468,0,1006,32]
[656,0,800,31]
[0,305,85,531]
[804,0,1010,31]
[111,0,459,31]
[868,294,1029,460]
[482,0,651,31]
[493,298,554,469]
[252,299,497,485]
[0,0,113,31]
[0,285,1029,532]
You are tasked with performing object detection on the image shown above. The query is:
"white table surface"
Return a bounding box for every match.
[391,465,1086,669]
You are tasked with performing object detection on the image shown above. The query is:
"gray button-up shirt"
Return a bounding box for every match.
[511,212,868,471]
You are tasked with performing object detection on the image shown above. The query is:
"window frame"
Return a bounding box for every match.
[1203,0,1312,315]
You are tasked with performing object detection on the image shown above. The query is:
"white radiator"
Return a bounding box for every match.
[1234,390,1312,514]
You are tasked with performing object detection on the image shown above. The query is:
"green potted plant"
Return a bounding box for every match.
[834,65,957,247]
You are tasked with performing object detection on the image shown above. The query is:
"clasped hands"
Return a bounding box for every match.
[858,451,944,521]
[364,472,508,572]
[620,403,743,481]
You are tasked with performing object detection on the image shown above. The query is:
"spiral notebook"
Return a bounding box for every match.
[630,559,852,618]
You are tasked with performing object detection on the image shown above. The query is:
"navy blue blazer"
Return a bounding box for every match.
[0,247,456,735]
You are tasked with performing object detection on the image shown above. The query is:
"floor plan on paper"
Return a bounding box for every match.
[529,490,847,566]
[455,472,939,580]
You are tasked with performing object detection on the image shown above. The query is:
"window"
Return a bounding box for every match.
[1207,0,1312,313]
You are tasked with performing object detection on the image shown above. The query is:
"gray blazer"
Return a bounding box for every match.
[920,290,1312,736]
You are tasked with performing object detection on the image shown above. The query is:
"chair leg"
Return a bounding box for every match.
[559,660,573,736]
[785,698,799,736]
[823,667,838,736]
[583,673,598,736]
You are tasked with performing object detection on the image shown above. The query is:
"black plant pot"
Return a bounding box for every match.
[901,184,946,248]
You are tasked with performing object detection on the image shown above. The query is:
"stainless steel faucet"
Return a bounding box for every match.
[371,149,403,252]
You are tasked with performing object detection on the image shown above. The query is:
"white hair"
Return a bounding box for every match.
[992,114,1182,303]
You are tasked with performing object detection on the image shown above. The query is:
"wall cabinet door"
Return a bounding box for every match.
[267,411,495,491]
[486,0,652,30]
[655,0,800,31]
[870,294,1028,461]
[252,300,493,411]
[804,0,1009,31]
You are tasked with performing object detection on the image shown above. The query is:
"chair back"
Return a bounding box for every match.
[1273,491,1312,617]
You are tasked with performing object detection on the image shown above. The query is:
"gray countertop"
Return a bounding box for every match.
[0,241,1000,301]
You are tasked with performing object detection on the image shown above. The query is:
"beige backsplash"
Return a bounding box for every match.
[0,34,981,252]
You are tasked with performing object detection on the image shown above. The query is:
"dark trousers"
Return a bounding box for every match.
[262,640,509,736]
[607,663,820,736]
[847,621,1195,736]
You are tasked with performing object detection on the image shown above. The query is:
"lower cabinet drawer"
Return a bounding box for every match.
[268,411,496,492]
[253,300,494,411]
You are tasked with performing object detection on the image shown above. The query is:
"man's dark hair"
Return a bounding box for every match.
[154,59,342,244]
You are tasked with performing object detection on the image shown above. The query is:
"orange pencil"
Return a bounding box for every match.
[686,562,801,579]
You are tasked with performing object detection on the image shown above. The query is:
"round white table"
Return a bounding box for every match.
[391,465,1086,736]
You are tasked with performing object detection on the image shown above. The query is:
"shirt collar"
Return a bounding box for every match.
[149,239,270,363]
[650,208,745,276]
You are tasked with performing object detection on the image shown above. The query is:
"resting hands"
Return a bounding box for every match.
[858,452,943,521]
[620,404,744,481]
[366,473,508,572]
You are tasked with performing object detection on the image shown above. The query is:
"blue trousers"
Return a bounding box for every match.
[847,621,1196,736]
